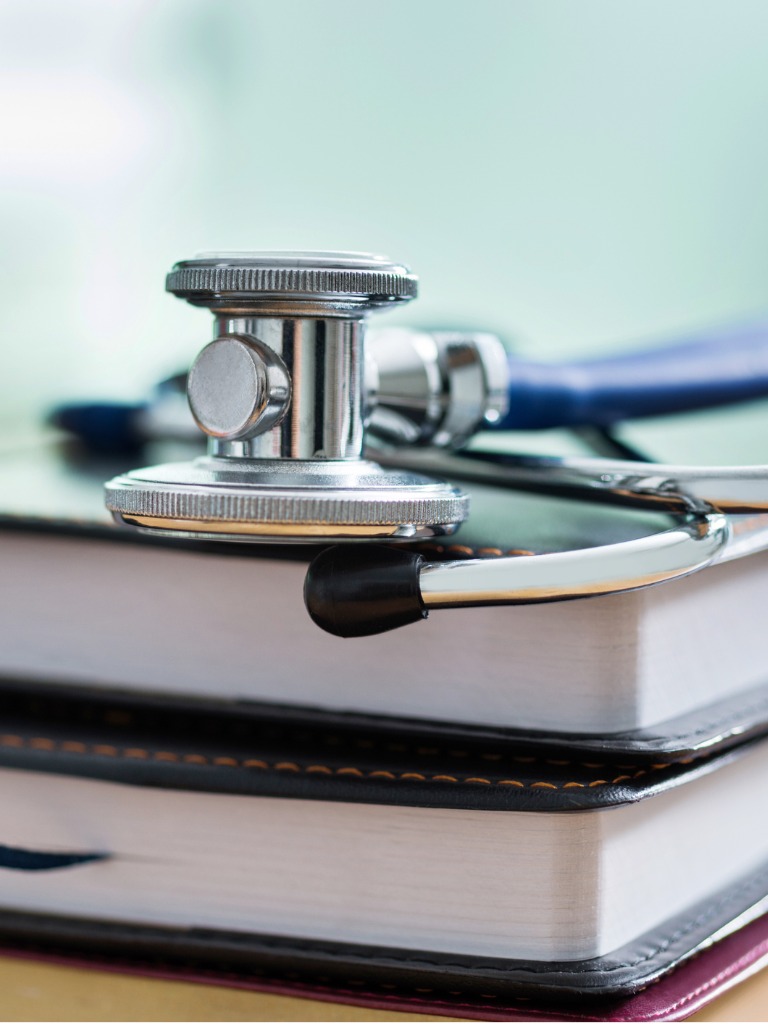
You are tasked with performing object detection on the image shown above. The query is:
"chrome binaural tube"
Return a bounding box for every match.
[418,514,730,607]
[375,447,768,515]
[303,513,733,637]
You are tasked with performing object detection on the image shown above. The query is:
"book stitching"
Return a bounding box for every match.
[636,688,768,745]
[8,678,768,766]
[315,736,647,770]
[1,694,693,771]
[0,732,671,790]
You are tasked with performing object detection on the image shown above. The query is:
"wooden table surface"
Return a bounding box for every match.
[0,953,765,1022]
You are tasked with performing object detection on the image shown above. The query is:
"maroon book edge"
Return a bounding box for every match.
[1,911,768,1021]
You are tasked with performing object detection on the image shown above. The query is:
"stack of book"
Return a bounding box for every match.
[3,434,768,1020]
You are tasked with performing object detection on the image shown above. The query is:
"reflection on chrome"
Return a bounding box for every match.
[419,513,731,607]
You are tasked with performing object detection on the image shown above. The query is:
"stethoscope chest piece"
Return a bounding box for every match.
[105,252,469,541]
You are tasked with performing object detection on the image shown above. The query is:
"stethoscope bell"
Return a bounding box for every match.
[105,252,470,541]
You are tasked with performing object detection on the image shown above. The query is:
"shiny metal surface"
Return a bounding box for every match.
[106,251,472,541]
[105,456,468,542]
[166,251,418,312]
[419,512,731,606]
[210,316,364,460]
[513,454,768,514]
[187,333,290,441]
[367,328,509,447]
[112,250,768,559]
[378,447,768,514]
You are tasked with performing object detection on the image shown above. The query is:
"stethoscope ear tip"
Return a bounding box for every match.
[304,545,427,638]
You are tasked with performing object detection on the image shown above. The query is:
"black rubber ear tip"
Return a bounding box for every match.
[304,545,427,638]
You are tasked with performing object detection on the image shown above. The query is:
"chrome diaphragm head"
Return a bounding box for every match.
[105,457,468,542]
[105,252,469,542]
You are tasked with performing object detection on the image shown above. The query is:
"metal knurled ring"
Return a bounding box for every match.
[166,265,418,300]
[105,484,469,526]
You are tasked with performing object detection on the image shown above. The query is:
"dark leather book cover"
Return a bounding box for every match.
[0,685,766,1012]
[2,906,768,1021]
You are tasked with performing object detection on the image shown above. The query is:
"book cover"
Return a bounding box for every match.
[3,437,768,753]
[0,685,766,1010]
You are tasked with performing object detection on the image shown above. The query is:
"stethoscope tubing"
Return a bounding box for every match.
[303,512,735,637]
[497,318,768,430]
[306,446,768,636]
[418,513,729,608]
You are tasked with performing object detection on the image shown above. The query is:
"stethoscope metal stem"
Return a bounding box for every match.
[303,512,735,637]
[305,437,768,635]
[492,454,768,514]
[207,315,365,461]
[376,447,768,515]
[418,513,729,607]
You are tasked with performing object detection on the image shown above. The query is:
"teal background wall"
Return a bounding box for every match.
[2,0,768,453]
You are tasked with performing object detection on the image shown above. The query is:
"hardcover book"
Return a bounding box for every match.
[0,687,767,1020]
[3,435,768,755]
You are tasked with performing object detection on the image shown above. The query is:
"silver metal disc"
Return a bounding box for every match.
[166,252,418,310]
[105,457,469,542]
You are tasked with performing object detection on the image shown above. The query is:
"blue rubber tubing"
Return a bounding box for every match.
[496,318,768,430]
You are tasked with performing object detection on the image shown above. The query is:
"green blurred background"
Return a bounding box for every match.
[3,0,768,459]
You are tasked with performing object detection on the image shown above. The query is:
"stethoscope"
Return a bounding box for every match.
[100,252,768,636]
